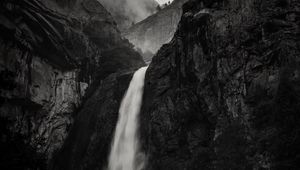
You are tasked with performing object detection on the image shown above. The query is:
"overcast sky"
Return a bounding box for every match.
[155,0,174,5]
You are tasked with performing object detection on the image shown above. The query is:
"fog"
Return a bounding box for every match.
[98,0,158,29]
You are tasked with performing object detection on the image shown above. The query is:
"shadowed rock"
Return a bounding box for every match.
[140,0,300,169]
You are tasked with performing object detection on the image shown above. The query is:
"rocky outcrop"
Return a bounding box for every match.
[124,0,188,62]
[0,0,144,169]
[141,0,300,169]
[51,71,135,170]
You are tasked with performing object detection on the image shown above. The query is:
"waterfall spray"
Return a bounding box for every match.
[108,66,148,170]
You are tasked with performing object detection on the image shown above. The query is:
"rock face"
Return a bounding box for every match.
[0,0,144,169]
[1,0,300,169]
[124,0,188,62]
[51,71,135,170]
[141,0,300,169]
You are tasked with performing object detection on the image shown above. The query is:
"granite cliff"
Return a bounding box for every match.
[141,0,300,169]
[1,0,299,169]
[52,0,300,169]
[0,0,144,169]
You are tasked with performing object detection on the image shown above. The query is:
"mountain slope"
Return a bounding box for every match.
[124,0,188,62]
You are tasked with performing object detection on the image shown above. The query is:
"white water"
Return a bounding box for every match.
[108,66,148,170]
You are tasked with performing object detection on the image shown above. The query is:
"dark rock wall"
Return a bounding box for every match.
[0,0,144,169]
[51,71,134,170]
[1,0,299,169]
[141,0,300,169]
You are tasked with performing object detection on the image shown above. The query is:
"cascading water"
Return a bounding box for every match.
[108,66,148,170]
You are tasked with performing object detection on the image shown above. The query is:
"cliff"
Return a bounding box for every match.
[141,0,300,169]
[2,0,300,169]
[124,0,188,62]
[0,0,144,169]
[51,71,134,170]
[51,0,300,169]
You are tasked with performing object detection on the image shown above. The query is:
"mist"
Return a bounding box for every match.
[98,0,158,29]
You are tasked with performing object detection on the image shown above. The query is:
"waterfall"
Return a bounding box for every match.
[108,66,148,170]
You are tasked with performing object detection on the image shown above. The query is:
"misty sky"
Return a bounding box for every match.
[156,0,174,5]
